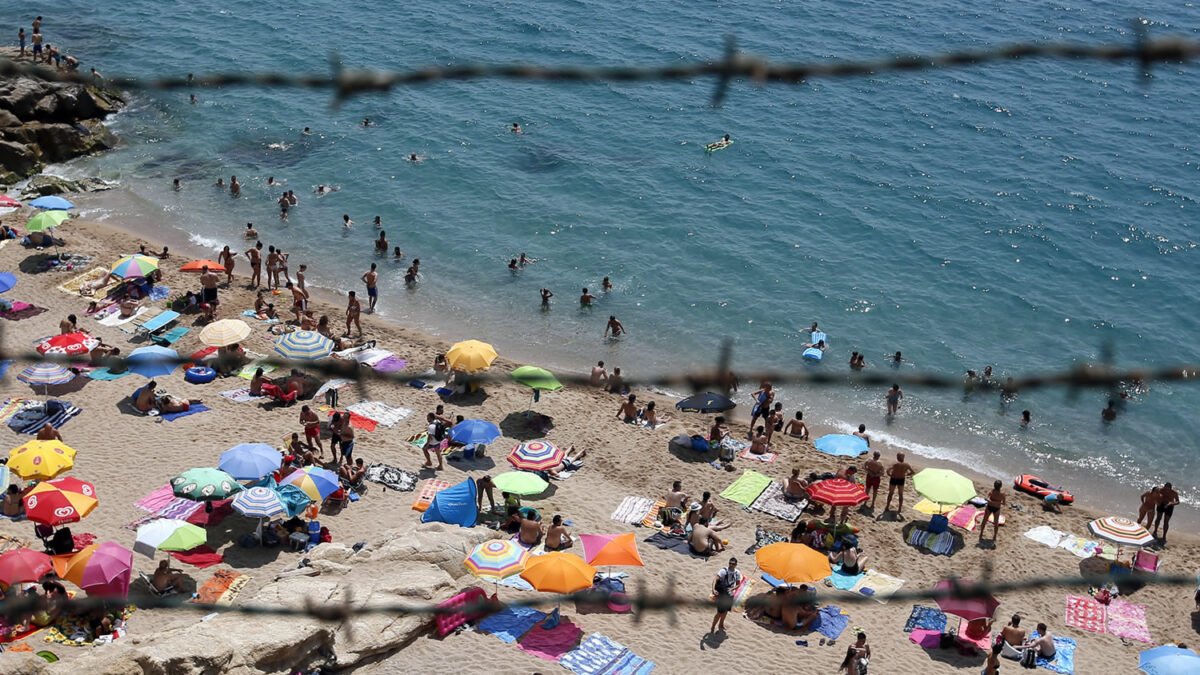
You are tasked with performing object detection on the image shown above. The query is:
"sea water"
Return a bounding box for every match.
[34,0,1200,520]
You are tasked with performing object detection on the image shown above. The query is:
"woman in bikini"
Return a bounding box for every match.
[980,480,1006,542]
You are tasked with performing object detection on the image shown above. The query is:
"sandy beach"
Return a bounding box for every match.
[0,211,1196,674]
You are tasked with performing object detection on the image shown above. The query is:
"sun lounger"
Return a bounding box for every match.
[151,325,190,346]
[138,571,178,596]
[136,310,181,335]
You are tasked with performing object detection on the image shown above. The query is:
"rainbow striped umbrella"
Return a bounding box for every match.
[8,441,77,480]
[1089,516,1155,548]
[507,440,564,471]
[806,478,869,507]
[17,363,75,390]
[281,466,340,500]
[36,332,99,356]
[110,254,159,279]
[274,330,334,360]
[464,540,530,581]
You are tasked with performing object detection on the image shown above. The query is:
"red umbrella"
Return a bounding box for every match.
[0,548,54,586]
[36,332,100,357]
[806,478,868,507]
[0,194,21,208]
[180,259,226,273]
[933,579,1000,620]
[41,476,97,499]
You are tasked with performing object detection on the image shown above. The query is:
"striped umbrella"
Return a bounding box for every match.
[806,478,869,507]
[464,540,530,581]
[281,466,341,500]
[507,440,564,471]
[18,363,75,391]
[232,487,287,519]
[110,254,159,279]
[8,441,76,480]
[126,345,179,378]
[23,480,97,525]
[199,319,252,347]
[36,332,99,356]
[446,339,498,372]
[133,519,206,558]
[274,330,334,360]
[1089,516,1155,548]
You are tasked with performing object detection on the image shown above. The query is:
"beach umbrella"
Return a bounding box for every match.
[231,486,287,519]
[491,471,549,496]
[0,272,17,294]
[61,542,133,598]
[912,468,976,508]
[133,519,206,558]
[520,552,597,594]
[274,330,334,360]
[8,441,77,480]
[933,579,999,620]
[276,483,314,517]
[0,194,21,208]
[675,392,736,413]
[507,440,564,472]
[579,532,644,568]
[446,339,498,372]
[171,467,243,503]
[23,480,97,526]
[754,542,832,584]
[1088,516,1155,548]
[813,434,870,457]
[1139,645,1200,675]
[0,549,54,586]
[464,540,530,581]
[29,196,74,210]
[25,211,70,232]
[218,443,281,480]
[17,363,75,392]
[806,478,869,507]
[36,331,100,357]
[126,345,179,378]
[180,259,226,273]
[510,366,563,391]
[36,476,95,498]
[280,466,340,500]
[109,254,159,279]
[199,318,252,347]
[447,419,502,446]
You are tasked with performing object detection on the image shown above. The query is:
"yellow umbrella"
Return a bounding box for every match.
[446,339,498,372]
[199,319,253,347]
[8,440,77,480]
[754,542,832,584]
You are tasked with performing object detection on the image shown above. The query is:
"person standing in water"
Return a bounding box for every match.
[361,263,379,312]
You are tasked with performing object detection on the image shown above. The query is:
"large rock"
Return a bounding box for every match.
[0,76,124,183]
[0,140,37,183]
[21,174,116,198]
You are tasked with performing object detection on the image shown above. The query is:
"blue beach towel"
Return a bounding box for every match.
[560,633,656,675]
[1032,633,1076,674]
[10,400,81,434]
[149,285,170,301]
[159,403,210,421]
[903,605,948,633]
[828,564,865,591]
[812,606,850,640]
[87,367,130,381]
[478,606,546,644]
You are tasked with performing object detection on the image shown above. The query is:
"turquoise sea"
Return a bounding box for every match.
[35,0,1200,520]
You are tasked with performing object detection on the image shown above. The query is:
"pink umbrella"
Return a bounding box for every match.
[71,542,134,598]
[0,194,21,208]
[933,579,1000,620]
[579,532,644,568]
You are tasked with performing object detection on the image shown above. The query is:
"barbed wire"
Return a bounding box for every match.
[1,27,1197,105]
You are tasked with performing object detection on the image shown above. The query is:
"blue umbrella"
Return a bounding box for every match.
[1139,645,1200,675]
[814,434,870,457]
[675,392,736,413]
[447,419,502,445]
[0,272,16,294]
[126,346,179,379]
[218,443,282,480]
[29,196,74,210]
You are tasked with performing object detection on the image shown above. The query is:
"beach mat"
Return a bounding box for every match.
[171,545,225,568]
[812,606,850,640]
[1106,598,1151,643]
[850,569,905,604]
[903,605,947,633]
[1024,526,1068,549]
[219,387,265,403]
[86,367,130,381]
[517,616,583,661]
[192,570,251,606]
[0,397,29,425]
[749,482,806,522]
[364,463,418,492]
[719,470,772,507]
[643,532,709,560]
[640,500,666,529]
[0,302,48,321]
[744,526,788,555]
[160,403,211,422]
[347,400,412,427]
[1033,632,1077,674]
[9,402,82,435]
[56,267,118,296]
[478,605,546,643]
[97,307,146,327]
[412,479,451,511]
[560,633,656,675]
[1064,595,1105,634]
[610,496,655,525]
[827,564,864,591]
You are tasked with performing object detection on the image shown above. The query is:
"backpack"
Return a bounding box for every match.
[432,421,447,441]
[1020,646,1038,668]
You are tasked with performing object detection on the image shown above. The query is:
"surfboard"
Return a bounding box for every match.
[803,347,823,360]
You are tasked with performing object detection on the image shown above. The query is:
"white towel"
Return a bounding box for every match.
[98,306,147,327]
[346,400,412,427]
[1024,525,1067,549]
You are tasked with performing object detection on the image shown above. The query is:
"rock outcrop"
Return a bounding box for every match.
[0,72,124,184]
[20,174,116,198]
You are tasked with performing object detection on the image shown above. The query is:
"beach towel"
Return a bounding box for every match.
[610,497,655,525]
[851,569,905,604]
[948,506,979,529]
[134,484,176,513]
[1031,632,1077,674]
[903,605,947,633]
[219,388,265,403]
[1058,535,1103,559]
[812,606,850,640]
[644,532,710,560]
[171,545,225,568]
[347,400,412,427]
[560,633,656,675]
[640,500,666,529]
[86,367,130,381]
[238,363,277,380]
[745,526,788,554]
[911,499,946,515]
[908,628,943,648]
[42,603,131,647]
[56,267,118,296]
[1064,595,1105,634]
[240,309,280,323]
[738,448,777,463]
[363,463,418,492]
[192,570,251,606]
[1106,598,1151,642]
[828,564,865,591]
[10,401,82,435]
[157,403,210,422]
[479,605,546,643]
[347,348,394,367]
[749,482,806,523]
[0,302,48,321]
[0,397,28,425]
[1024,525,1068,549]
[962,510,1006,533]
[97,307,146,327]
[412,479,451,511]
[517,616,583,661]
[331,410,377,432]
[719,470,772,507]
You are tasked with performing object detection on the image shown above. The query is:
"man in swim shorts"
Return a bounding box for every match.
[883,452,914,513]
[1153,482,1179,542]
[299,405,323,457]
[863,451,884,509]
[244,241,262,288]
[980,480,1006,542]
[199,266,219,307]
[361,263,379,312]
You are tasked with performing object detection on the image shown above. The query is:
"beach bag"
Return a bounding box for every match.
[1094,588,1111,605]
[1020,646,1037,668]
[690,435,710,452]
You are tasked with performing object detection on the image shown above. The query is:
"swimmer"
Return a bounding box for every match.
[511,122,522,133]
[602,276,613,292]
[172,178,181,190]
[408,153,421,162]
[215,177,225,187]
[342,214,353,228]
[604,315,626,338]
[302,126,312,135]
[1021,410,1031,426]
[244,222,258,239]
[189,93,197,104]
[580,287,596,306]
[393,246,404,259]
[267,176,276,186]
[518,252,531,266]
[375,231,388,252]
[541,288,553,306]
[229,175,240,195]
[362,117,372,127]
[373,215,382,228]
[508,258,519,272]
[891,350,904,365]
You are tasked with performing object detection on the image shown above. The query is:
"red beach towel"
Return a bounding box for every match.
[171,545,225,568]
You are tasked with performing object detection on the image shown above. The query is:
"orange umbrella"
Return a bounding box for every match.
[519,552,596,594]
[579,532,644,567]
[180,259,226,273]
[754,542,832,584]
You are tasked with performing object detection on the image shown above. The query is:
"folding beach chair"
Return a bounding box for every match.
[1132,550,1161,575]
[138,571,179,596]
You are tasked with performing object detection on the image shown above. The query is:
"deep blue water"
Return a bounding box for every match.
[33,0,1200,516]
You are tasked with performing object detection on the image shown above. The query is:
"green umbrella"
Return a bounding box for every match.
[25,210,70,232]
[912,468,976,510]
[492,471,550,496]
[170,467,244,503]
[510,366,563,391]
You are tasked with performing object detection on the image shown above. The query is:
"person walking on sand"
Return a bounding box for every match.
[886,383,903,415]
[244,241,262,288]
[361,263,379,312]
[287,282,308,323]
[299,405,323,457]
[1137,486,1161,528]
[882,452,914,514]
[979,480,1006,542]
[710,557,742,634]
[345,291,362,337]
[218,246,236,285]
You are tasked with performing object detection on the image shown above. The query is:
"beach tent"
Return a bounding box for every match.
[421,478,478,527]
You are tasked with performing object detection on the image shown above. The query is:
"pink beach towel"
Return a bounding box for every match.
[1106,598,1152,643]
[738,448,778,463]
[1064,595,1106,634]
[909,628,943,648]
[134,484,176,513]
[948,506,978,529]
[517,617,583,661]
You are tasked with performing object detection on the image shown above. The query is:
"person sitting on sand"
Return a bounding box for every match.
[134,382,159,413]
[152,559,185,593]
[433,353,449,376]
[689,517,725,556]
[748,426,771,454]
[545,514,573,551]
[828,542,868,575]
[1021,623,1056,660]
[35,422,63,443]
[709,416,729,446]
[783,411,809,440]
[215,343,247,376]
[606,367,625,394]
[784,468,809,501]
[640,401,660,428]
[88,342,121,368]
[3,484,24,518]
[249,368,274,397]
[518,512,544,547]
[616,394,638,423]
[116,297,140,318]
[339,458,366,486]
[999,615,1026,655]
